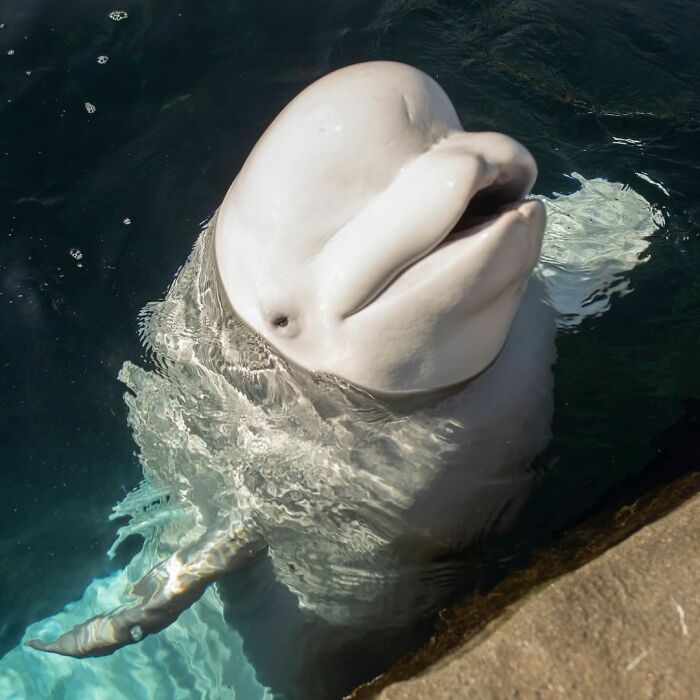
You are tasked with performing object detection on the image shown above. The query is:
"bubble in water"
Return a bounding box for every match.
[129,624,143,642]
[69,248,83,260]
[84,102,96,114]
[108,11,128,21]
[123,218,131,225]
[97,55,109,65]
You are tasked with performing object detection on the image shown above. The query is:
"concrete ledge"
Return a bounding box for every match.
[376,491,699,699]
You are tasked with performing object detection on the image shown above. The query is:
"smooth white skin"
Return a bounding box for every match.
[215,61,546,393]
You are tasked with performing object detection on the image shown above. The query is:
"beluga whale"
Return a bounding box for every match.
[25,62,662,674]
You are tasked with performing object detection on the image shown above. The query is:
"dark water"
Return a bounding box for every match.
[1,0,699,697]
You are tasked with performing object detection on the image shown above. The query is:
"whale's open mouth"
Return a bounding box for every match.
[345,160,540,319]
[439,166,536,247]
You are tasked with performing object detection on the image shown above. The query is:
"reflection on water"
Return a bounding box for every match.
[536,173,665,326]
[2,175,663,698]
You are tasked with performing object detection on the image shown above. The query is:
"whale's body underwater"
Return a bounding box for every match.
[19,62,663,690]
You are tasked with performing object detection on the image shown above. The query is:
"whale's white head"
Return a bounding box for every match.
[215,61,545,393]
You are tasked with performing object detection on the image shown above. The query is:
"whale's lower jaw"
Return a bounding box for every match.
[328,279,540,396]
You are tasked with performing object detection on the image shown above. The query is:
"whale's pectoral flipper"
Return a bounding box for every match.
[25,528,266,658]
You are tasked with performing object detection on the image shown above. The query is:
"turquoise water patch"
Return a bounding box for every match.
[2,482,266,700]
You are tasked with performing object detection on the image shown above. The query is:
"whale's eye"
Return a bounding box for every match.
[272,315,289,328]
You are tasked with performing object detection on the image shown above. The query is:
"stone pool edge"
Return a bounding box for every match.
[348,472,700,699]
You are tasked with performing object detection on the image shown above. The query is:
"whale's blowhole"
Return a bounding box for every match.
[272,315,289,328]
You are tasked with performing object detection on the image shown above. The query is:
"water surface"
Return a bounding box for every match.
[1,1,699,698]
